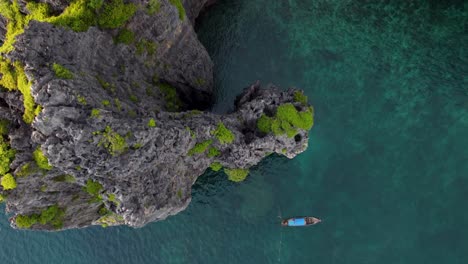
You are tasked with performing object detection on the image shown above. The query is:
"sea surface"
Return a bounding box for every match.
[1,0,467,263]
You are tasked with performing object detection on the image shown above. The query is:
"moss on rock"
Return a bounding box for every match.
[52,63,74,79]
[1,173,16,190]
[33,147,53,170]
[188,140,212,156]
[224,168,249,182]
[257,103,314,138]
[212,122,235,144]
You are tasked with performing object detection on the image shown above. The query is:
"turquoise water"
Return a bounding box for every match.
[1,0,467,263]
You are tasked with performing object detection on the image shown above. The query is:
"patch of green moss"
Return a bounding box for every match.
[207,147,220,158]
[129,94,139,103]
[177,189,182,199]
[0,193,5,203]
[49,0,136,32]
[15,214,39,229]
[40,185,47,192]
[211,122,235,144]
[257,103,314,138]
[34,105,42,116]
[210,162,223,172]
[0,125,15,176]
[16,204,65,229]
[88,0,104,10]
[33,147,53,170]
[16,162,39,177]
[96,75,110,90]
[0,119,8,136]
[107,193,120,205]
[159,83,182,111]
[114,28,135,44]
[97,126,128,156]
[48,0,96,32]
[52,63,74,79]
[1,173,16,190]
[169,0,186,21]
[224,168,249,182]
[293,91,308,105]
[132,143,142,149]
[84,179,103,197]
[52,175,76,183]
[96,211,124,227]
[148,118,156,127]
[257,114,272,134]
[102,100,110,107]
[90,109,101,118]
[97,0,137,29]
[147,0,161,15]
[15,62,37,123]
[76,95,87,105]
[188,139,212,156]
[135,39,157,56]
[0,59,37,123]
[0,0,50,53]
[0,58,17,90]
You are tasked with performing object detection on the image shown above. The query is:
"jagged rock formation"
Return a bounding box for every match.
[0,0,313,230]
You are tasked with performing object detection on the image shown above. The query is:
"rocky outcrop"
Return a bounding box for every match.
[0,0,313,230]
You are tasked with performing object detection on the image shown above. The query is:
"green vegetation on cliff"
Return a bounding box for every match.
[0,0,50,53]
[188,140,212,156]
[90,109,101,118]
[15,204,65,229]
[169,0,186,21]
[0,120,15,176]
[0,0,137,53]
[147,0,161,15]
[224,168,249,182]
[85,179,103,196]
[49,0,137,32]
[207,147,220,157]
[293,91,308,105]
[212,122,235,144]
[148,118,156,128]
[97,126,128,156]
[159,83,182,111]
[257,103,314,137]
[0,119,8,136]
[114,28,135,44]
[1,173,16,190]
[33,147,53,170]
[52,63,74,79]
[0,59,39,123]
[52,174,76,183]
[209,162,223,172]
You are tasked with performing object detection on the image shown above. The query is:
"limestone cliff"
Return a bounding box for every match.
[0,0,313,230]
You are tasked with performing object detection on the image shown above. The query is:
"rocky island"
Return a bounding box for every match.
[0,0,313,230]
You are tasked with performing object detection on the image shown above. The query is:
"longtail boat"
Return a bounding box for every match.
[281,217,321,227]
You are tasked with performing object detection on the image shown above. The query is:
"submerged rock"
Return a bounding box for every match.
[0,0,313,230]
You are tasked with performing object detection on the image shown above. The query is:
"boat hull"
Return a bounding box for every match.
[281,217,321,227]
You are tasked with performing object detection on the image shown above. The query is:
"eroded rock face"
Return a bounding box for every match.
[0,0,313,230]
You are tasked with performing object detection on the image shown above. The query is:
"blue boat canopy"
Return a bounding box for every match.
[288,218,306,226]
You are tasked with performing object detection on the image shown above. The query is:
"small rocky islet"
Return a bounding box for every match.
[0,0,313,230]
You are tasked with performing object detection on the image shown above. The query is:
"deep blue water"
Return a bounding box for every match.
[1,0,467,263]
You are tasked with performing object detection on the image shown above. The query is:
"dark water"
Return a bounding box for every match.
[1,0,467,263]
